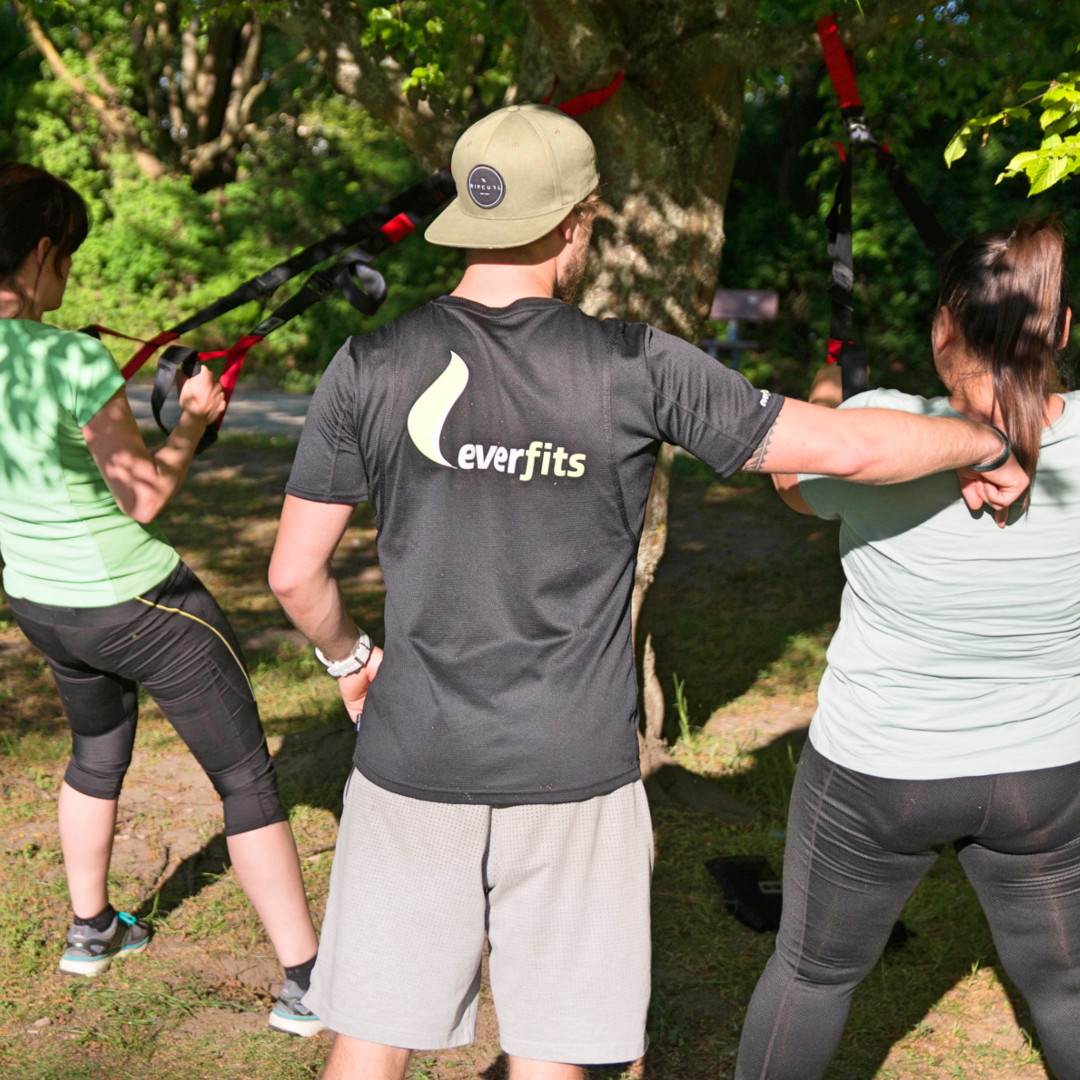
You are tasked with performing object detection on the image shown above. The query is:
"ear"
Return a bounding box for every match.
[1060,306,1073,350]
[932,306,955,354]
[35,236,54,268]
[557,210,578,245]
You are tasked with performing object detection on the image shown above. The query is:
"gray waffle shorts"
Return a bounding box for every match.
[305,769,654,1064]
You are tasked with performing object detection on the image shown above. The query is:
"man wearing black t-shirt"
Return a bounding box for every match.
[269,105,1026,1080]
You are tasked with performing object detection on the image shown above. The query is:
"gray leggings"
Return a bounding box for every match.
[736,739,1080,1080]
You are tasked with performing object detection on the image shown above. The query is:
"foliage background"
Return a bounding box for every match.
[3,0,1078,395]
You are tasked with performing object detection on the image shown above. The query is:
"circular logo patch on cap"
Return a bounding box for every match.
[467,165,505,209]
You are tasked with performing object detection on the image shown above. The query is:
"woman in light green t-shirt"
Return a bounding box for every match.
[737,219,1080,1080]
[0,163,321,1035]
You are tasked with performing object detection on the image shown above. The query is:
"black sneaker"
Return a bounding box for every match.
[58,911,150,977]
[267,979,325,1037]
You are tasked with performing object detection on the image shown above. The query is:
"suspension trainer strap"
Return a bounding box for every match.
[817,13,950,398]
[157,168,455,349]
[149,345,220,452]
[147,257,388,444]
[824,147,867,399]
[874,146,951,257]
[543,71,625,117]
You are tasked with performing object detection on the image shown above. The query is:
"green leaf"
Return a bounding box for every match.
[943,129,971,167]
[1019,80,1051,92]
[1028,152,1075,194]
[1045,112,1080,138]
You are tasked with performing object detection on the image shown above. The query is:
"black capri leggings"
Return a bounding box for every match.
[736,738,1080,1080]
[9,561,286,836]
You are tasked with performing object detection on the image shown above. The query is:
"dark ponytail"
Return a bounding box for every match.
[0,163,90,282]
[937,218,1068,477]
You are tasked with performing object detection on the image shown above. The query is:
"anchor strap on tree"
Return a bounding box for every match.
[818,13,952,400]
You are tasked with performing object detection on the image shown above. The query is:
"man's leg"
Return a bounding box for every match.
[507,1057,583,1080]
[305,770,489,1051]
[320,1034,410,1080]
[486,780,654,1069]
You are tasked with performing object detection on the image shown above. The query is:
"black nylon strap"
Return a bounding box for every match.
[825,154,855,349]
[838,341,868,399]
[151,345,218,453]
[875,149,952,258]
[819,12,953,400]
[167,169,454,337]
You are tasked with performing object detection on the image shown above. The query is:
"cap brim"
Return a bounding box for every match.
[424,197,576,250]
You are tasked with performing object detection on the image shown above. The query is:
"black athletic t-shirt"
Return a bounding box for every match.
[286,296,783,804]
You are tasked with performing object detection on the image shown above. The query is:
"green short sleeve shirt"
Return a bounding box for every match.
[0,320,178,606]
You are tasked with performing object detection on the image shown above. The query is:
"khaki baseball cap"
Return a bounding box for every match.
[425,104,599,250]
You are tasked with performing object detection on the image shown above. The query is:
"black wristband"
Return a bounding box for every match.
[969,425,1011,473]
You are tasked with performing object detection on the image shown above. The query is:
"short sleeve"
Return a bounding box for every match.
[50,332,124,427]
[285,340,369,504]
[797,389,893,520]
[639,326,784,476]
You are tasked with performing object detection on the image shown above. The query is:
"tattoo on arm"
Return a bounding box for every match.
[743,418,777,472]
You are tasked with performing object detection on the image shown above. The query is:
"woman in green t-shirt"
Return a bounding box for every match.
[0,164,320,1036]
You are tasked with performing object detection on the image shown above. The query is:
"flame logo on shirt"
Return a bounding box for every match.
[406,350,587,481]
[407,351,470,468]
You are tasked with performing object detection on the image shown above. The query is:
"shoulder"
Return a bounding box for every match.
[838,387,945,415]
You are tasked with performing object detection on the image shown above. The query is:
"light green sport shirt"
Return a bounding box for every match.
[0,320,178,606]
[800,388,1080,780]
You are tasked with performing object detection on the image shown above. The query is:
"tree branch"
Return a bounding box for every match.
[273,1,464,168]
[15,1,169,181]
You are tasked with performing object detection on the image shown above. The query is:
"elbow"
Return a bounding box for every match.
[814,444,865,482]
[123,494,166,525]
[268,559,298,604]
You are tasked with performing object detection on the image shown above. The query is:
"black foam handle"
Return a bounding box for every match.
[333,254,388,316]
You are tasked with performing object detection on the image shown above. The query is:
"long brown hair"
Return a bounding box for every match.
[937,218,1069,477]
[0,163,90,285]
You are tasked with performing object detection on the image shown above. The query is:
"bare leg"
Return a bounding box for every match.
[227,820,319,967]
[320,1033,410,1080]
[58,781,117,919]
[508,1058,584,1080]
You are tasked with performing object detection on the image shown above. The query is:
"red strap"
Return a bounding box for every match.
[544,71,624,118]
[82,326,182,381]
[826,338,854,364]
[194,333,264,427]
[380,212,416,244]
[817,15,861,110]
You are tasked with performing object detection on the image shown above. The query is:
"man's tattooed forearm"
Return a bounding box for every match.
[743,421,777,472]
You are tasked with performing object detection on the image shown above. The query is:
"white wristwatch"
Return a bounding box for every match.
[315,633,373,678]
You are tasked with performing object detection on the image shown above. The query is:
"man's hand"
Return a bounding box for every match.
[339,646,383,725]
[957,455,1028,526]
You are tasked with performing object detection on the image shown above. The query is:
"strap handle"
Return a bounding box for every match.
[150,344,218,454]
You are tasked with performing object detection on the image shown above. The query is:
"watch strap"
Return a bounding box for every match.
[315,633,373,678]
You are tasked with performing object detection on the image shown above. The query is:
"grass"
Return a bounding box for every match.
[0,440,1051,1079]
